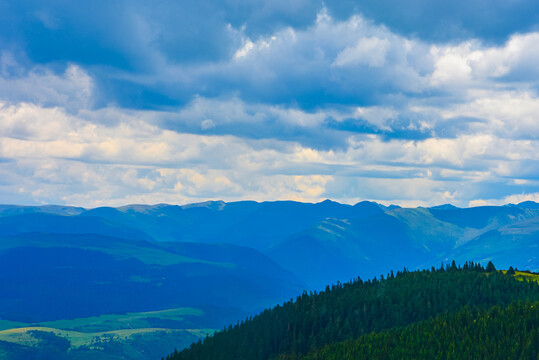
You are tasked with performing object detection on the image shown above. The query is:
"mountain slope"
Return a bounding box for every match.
[0,213,153,241]
[0,234,302,322]
[266,213,411,287]
[442,216,539,271]
[0,205,86,216]
[268,205,539,287]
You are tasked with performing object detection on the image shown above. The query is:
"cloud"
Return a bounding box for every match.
[192,12,433,108]
[76,11,539,114]
[325,0,539,44]
[428,33,539,89]
[5,7,539,115]
[468,192,539,207]
[3,1,537,75]
[1,4,539,207]
[503,192,539,205]
[333,37,391,68]
[0,57,93,110]
[3,8,431,109]
[1,98,539,207]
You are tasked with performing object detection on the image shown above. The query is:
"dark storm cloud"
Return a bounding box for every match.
[326,0,539,44]
[2,0,537,111]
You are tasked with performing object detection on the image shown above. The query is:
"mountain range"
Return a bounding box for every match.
[0,200,538,359]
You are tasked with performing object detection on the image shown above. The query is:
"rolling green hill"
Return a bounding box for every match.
[0,307,216,360]
[0,327,208,360]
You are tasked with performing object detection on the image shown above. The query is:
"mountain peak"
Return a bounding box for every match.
[515,201,539,209]
[318,199,339,205]
[430,204,459,210]
[181,200,226,210]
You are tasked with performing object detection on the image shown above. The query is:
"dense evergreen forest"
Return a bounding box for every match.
[165,262,539,360]
[297,301,539,360]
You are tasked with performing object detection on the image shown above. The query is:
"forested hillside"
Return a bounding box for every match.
[166,263,539,360]
[298,301,539,360]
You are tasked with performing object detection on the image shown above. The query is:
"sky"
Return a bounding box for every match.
[1,0,539,208]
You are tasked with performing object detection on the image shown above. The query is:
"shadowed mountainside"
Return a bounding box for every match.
[0,233,302,322]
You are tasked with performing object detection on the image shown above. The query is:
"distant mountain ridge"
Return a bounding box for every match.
[1,200,538,287]
[0,200,388,247]
[507,200,539,209]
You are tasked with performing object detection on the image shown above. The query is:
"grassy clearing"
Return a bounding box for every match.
[513,270,539,283]
[500,269,539,283]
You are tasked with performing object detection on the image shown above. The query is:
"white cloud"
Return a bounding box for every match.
[440,90,539,139]
[430,43,474,87]
[503,193,539,204]
[293,175,332,200]
[0,59,94,110]
[429,32,539,89]
[468,199,494,207]
[333,37,391,68]
[467,192,539,207]
[234,38,256,59]
[201,119,215,130]
[3,98,537,207]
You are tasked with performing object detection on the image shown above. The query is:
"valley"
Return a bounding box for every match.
[0,308,213,360]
